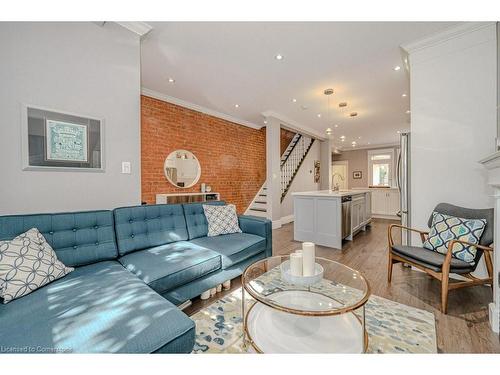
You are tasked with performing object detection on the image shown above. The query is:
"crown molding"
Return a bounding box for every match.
[261,110,325,140]
[116,22,153,38]
[141,88,263,130]
[401,22,495,54]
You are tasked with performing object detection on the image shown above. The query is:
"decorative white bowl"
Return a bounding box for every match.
[280,260,324,287]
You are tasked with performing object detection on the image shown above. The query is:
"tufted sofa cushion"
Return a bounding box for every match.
[114,204,189,256]
[183,201,226,240]
[118,241,221,294]
[0,211,117,267]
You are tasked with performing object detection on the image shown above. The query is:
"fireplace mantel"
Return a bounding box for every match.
[479,151,500,333]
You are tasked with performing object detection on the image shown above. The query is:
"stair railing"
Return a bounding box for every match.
[280,135,314,199]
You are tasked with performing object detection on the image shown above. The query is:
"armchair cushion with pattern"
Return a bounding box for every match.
[387,203,494,313]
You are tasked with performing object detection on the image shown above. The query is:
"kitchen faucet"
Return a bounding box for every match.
[331,172,345,192]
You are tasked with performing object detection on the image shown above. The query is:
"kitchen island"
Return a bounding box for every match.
[292,189,372,249]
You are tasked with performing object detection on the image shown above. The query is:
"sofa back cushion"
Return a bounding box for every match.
[114,204,188,256]
[0,210,117,267]
[183,201,226,240]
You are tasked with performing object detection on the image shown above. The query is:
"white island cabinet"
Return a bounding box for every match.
[292,190,372,249]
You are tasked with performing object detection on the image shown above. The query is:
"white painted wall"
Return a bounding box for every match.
[0,22,141,215]
[407,23,497,258]
[281,140,321,218]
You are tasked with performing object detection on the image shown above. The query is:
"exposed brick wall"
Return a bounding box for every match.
[141,95,266,214]
[280,128,296,156]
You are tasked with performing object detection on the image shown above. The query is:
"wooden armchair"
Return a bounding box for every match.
[387,203,494,314]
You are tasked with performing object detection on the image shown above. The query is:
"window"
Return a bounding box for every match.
[368,149,395,187]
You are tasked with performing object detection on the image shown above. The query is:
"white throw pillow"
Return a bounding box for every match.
[0,228,73,303]
[203,204,242,237]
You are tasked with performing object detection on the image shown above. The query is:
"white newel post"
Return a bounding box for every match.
[480,151,500,333]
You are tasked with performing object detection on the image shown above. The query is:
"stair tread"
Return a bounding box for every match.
[249,208,267,212]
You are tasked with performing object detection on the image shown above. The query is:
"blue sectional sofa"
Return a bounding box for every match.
[0,201,272,353]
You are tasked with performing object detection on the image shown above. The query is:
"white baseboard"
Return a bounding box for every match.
[280,214,295,225]
[272,215,295,229]
[372,214,399,220]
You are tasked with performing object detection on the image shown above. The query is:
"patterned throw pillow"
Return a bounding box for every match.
[423,212,486,264]
[0,228,73,303]
[203,204,242,237]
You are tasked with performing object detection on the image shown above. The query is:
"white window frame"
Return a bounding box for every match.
[367,148,395,187]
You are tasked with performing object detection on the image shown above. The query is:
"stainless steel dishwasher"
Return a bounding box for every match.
[341,196,352,239]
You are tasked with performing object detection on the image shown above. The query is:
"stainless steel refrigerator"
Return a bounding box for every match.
[396,132,411,246]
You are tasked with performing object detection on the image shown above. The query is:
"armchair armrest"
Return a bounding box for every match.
[448,239,493,253]
[238,215,272,258]
[388,223,429,247]
[440,239,493,278]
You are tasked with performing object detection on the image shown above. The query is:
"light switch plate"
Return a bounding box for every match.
[121,161,131,174]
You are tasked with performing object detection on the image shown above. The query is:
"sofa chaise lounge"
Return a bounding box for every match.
[0,201,272,353]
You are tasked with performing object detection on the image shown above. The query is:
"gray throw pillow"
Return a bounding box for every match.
[203,204,242,237]
[0,228,74,303]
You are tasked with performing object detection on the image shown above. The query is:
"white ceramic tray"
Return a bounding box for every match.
[280,260,324,287]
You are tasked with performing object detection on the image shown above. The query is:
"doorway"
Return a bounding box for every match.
[332,160,348,190]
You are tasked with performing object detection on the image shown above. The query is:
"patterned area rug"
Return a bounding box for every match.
[191,287,437,354]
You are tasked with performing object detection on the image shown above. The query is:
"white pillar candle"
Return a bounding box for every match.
[302,242,316,276]
[290,253,303,277]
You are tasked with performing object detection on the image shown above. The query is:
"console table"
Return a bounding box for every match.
[156,192,220,204]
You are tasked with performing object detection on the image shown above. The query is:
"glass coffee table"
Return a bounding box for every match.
[241,255,371,353]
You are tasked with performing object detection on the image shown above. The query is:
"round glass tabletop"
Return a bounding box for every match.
[242,255,370,316]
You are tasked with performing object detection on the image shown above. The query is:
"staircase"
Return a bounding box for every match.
[245,184,268,218]
[245,133,315,217]
[280,134,314,202]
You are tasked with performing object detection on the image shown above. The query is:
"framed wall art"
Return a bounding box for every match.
[22,105,104,171]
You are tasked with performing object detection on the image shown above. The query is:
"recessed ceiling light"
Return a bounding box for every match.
[263,120,268,125]
[234,104,240,108]
[339,102,347,108]
[397,130,401,134]
[292,98,297,103]
[168,78,175,83]
[350,112,358,117]
[358,136,361,139]
[402,93,407,97]
[367,142,371,145]
[275,54,284,60]
[394,66,401,71]
[405,110,411,114]
[317,114,322,118]
[334,124,339,128]
[301,105,308,110]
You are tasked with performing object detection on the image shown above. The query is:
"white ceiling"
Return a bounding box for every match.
[141,22,457,149]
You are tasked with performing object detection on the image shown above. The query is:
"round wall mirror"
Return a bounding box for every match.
[164,150,201,188]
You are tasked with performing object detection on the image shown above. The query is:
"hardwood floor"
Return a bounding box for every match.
[185,219,500,353]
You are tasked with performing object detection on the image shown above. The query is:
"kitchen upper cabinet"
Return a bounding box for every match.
[371,188,400,217]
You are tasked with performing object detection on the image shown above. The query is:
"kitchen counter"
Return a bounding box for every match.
[293,189,372,249]
[292,189,372,197]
